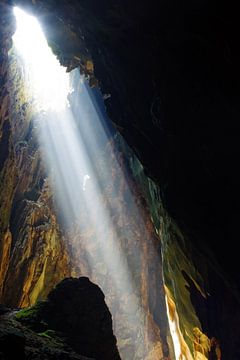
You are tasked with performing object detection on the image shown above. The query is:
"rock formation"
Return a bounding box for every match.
[0,277,120,360]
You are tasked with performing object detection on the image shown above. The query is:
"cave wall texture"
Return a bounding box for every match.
[0,6,72,307]
[1,0,240,359]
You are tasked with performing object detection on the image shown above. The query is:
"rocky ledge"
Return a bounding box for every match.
[0,277,121,360]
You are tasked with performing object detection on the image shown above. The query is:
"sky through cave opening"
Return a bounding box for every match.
[11,6,181,359]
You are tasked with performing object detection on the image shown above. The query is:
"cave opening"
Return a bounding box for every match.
[13,7,70,112]
[9,6,176,359]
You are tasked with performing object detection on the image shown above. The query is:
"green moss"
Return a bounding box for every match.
[38,329,56,339]
[15,300,46,321]
[15,301,49,333]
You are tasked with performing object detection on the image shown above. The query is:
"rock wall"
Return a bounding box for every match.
[0,2,16,297]
[0,3,71,307]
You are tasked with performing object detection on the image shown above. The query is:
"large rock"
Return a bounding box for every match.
[16,277,121,360]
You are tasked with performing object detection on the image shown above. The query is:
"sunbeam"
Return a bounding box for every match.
[13,7,70,111]
[12,7,171,359]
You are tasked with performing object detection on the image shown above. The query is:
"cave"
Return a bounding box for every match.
[0,1,240,359]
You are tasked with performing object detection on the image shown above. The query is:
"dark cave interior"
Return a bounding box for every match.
[1,1,240,359]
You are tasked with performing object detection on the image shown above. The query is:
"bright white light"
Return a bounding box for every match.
[13,7,70,111]
[82,174,91,191]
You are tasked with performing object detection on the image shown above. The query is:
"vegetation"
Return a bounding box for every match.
[38,329,56,339]
[15,300,48,332]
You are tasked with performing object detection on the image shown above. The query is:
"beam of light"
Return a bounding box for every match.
[13,7,70,111]
[13,7,172,359]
